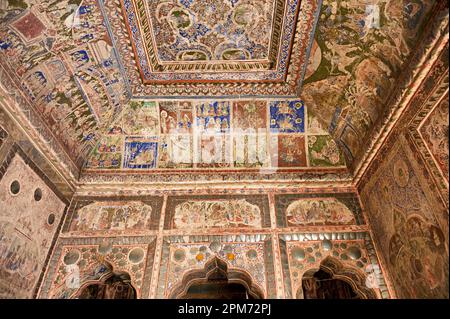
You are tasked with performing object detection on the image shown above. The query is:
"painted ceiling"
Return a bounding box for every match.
[0,0,440,178]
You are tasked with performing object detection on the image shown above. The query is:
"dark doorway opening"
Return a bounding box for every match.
[302,268,361,299]
[78,273,137,299]
[183,281,256,299]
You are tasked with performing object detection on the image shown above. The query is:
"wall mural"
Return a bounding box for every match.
[0,0,128,166]
[275,193,364,227]
[0,153,66,298]
[64,197,163,236]
[419,95,449,181]
[173,199,262,229]
[361,138,449,298]
[70,202,152,232]
[32,188,393,299]
[84,99,346,171]
[301,0,437,161]
[165,195,271,230]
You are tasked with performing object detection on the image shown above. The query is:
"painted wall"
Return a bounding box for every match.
[359,49,449,298]
[0,153,66,298]
[39,190,390,299]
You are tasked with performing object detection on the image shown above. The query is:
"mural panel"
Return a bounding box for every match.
[195,101,231,134]
[270,135,307,167]
[159,101,193,134]
[275,193,364,227]
[165,195,271,230]
[65,197,163,235]
[233,101,267,132]
[308,135,345,167]
[123,137,158,169]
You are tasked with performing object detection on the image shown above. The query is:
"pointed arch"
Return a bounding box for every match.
[74,262,137,299]
[168,256,265,299]
[297,256,378,299]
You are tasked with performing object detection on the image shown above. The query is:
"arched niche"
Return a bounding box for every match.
[297,257,377,299]
[169,257,265,299]
[74,263,137,299]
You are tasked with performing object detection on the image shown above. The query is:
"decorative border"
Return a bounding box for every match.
[101,0,321,97]
[125,0,285,74]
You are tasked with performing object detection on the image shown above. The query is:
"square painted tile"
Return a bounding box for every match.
[270,100,305,133]
[124,137,158,169]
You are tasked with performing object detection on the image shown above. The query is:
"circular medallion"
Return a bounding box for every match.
[63,250,80,265]
[246,249,258,259]
[128,248,145,264]
[347,246,362,260]
[291,247,305,261]
[394,159,409,187]
[173,249,186,262]
[10,180,20,195]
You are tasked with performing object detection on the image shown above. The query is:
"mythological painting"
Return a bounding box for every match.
[0,154,66,298]
[419,96,449,181]
[301,0,437,160]
[158,135,193,168]
[361,138,449,298]
[308,135,345,167]
[123,138,158,169]
[0,0,129,166]
[122,101,159,136]
[173,200,261,230]
[195,101,230,134]
[159,101,193,134]
[275,193,364,227]
[388,211,448,298]
[85,135,123,169]
[82,98,345,172]
[165,195,270,230]
[69,202,153,233]
[270,135,307,167]
[65,197,163,235]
